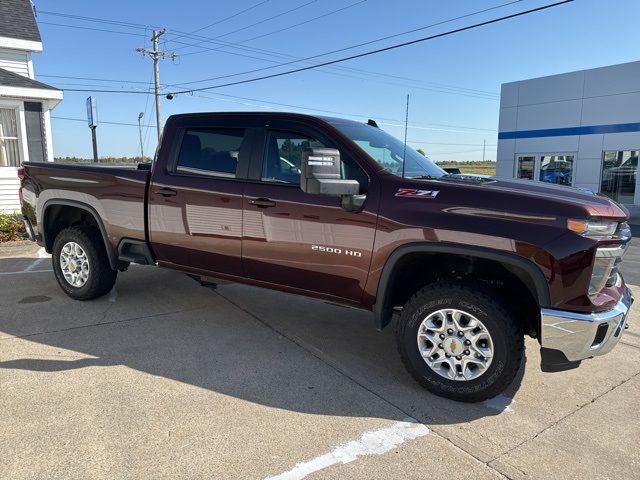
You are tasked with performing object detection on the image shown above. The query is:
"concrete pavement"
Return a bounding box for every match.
[1,244,639,479]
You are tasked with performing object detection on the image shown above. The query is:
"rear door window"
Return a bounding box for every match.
[175,128,246,178]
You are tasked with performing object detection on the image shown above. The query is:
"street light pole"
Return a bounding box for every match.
[138,112,145,161]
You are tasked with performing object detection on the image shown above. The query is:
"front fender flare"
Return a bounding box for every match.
[372,242,551,330]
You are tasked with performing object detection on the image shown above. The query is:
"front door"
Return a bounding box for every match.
[242,126,378,303]
[149,123,255,276]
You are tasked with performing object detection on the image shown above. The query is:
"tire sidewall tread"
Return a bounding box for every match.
[395,280,524,403]
[52,226,117,301]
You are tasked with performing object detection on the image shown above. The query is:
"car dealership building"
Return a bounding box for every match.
[496,60,640,216]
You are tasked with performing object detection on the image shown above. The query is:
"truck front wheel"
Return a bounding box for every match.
[395,281,523,402]
[52,226,117,300]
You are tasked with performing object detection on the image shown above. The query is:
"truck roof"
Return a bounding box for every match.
[166,111,367,128]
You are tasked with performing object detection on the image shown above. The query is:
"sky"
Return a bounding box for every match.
[30,0,640,162]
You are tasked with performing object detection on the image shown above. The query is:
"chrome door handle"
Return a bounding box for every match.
[249,198,276,208]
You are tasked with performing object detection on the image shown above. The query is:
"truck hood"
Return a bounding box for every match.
[437,175,628,219]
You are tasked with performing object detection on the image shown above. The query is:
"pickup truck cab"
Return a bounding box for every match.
[20,112,634,402]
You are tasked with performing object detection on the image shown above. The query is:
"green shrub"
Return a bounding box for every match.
[0,214,25,242]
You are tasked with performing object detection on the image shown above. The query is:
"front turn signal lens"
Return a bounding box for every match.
[567,219,587,234]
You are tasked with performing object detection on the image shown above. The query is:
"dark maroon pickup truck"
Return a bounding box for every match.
[20,112,634,402]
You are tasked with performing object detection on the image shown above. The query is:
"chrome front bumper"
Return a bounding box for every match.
[540,287,634,368]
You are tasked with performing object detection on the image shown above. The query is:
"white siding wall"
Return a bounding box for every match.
[0,167,20,213]
[0,48,30,77]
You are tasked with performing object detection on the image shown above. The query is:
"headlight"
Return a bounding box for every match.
[567,219,618,237]
[588,244,627,295]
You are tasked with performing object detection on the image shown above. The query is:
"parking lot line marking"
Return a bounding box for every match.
[0,269,53,276]
[264,418,429,480]
[483,394,515,413]
[23,258,46,272]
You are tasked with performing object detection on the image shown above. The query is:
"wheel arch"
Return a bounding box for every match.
[41,199,117,270]
[373,242,550,333]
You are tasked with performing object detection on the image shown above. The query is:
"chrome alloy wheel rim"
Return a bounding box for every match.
[60,241,90,288]
[417,308,494,381]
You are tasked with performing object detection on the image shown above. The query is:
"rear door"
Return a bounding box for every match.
[242,121,379,303]
[149,116,258,276]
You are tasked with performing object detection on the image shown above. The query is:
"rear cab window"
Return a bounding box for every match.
[175,128,246,178]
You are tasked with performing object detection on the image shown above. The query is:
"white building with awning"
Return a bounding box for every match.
[0,0,63,213]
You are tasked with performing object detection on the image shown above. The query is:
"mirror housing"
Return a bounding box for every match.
[300,148,359,196]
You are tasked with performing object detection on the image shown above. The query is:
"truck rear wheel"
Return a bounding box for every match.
[52,226,117,300]
[395,281,523,402]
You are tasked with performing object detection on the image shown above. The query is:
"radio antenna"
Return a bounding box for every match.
[402,94,410,178]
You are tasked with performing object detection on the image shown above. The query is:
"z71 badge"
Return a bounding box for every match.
[395,188,439,198]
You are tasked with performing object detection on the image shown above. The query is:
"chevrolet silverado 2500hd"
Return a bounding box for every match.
[20,112,634,402]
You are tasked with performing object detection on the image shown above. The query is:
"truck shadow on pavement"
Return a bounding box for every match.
[0,258,524,425]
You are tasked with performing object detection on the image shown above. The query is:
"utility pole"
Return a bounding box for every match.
[135,30,175,141]
[482,138,486,162]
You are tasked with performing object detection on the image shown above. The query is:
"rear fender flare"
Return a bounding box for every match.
[41,199,117,270]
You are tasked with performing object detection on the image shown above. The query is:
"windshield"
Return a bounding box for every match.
[331,122,446,178]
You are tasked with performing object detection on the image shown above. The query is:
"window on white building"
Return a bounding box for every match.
[515,153,574,186]
[539,155,574,186]
[601,150,638,205]
[0,108,20,167]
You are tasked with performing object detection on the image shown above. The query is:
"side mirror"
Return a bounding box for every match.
[300,148,359,196]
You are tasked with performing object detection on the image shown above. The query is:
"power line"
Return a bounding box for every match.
[170,0,523,66]
[38,21,145,37]
[38,10,159,30]
[194,90,497,133]
[52,115,156,128]
[59,1,572,96]
[178,0,368,56]
[38,74,152,84]
[165,0,524,88]
[167,0,573,95]
[168,0,271,43]
[172,0,318,51]
[37,11,500,99]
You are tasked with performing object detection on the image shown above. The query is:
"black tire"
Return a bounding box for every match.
[395,280,523,402]
[52,226,117,300]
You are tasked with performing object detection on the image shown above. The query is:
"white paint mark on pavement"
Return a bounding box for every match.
[483,394,515,413]
[23,249,50,272]
[264,418,429,480]
[0,269,53,276]
[23,258,45,272]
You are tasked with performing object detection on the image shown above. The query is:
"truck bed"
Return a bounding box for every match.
[20,161,150,259]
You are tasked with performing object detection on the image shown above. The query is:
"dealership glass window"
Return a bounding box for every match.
[600,150,638,205]
[539,155,574,186]
[0,108,20,167]
[516,155,535,180]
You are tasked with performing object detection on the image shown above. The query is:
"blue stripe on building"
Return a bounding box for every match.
[498,122,640,140]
